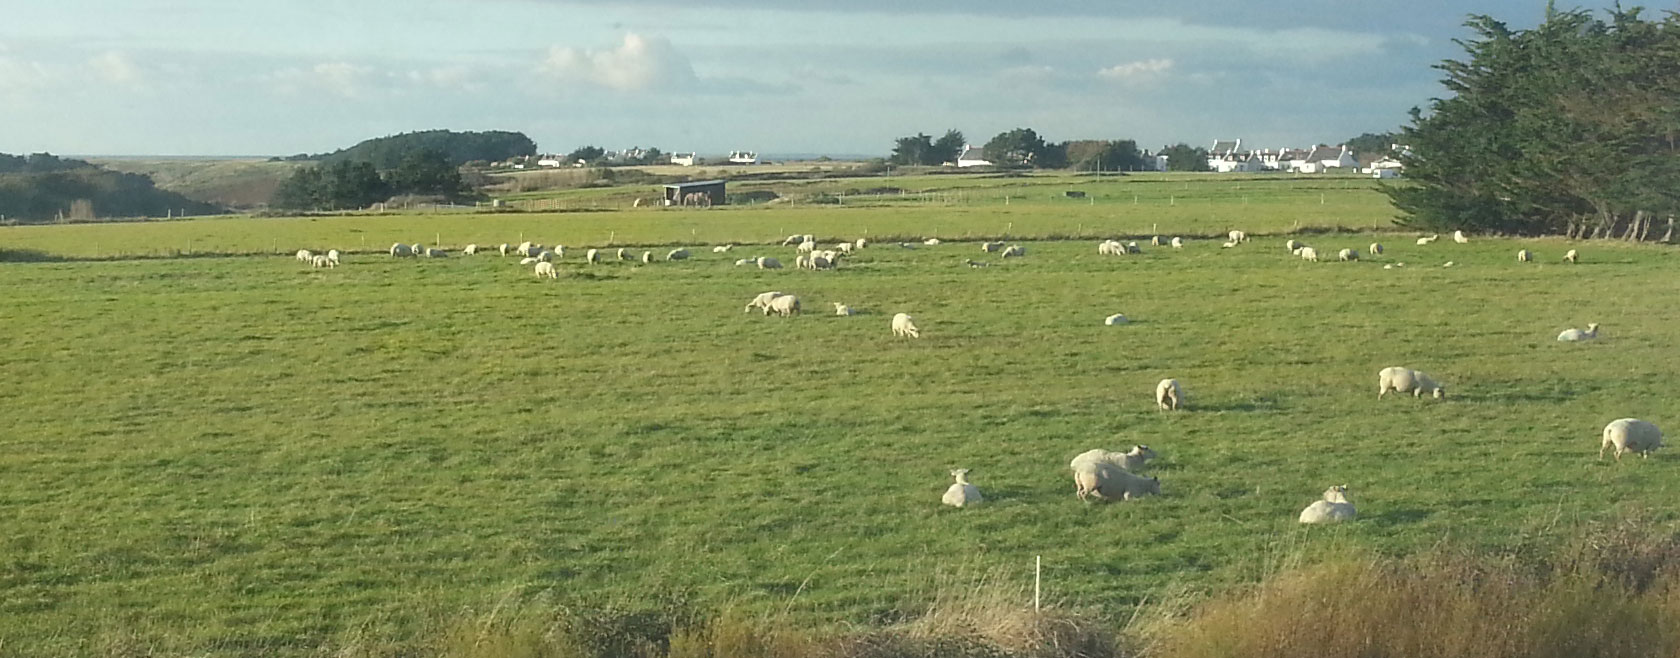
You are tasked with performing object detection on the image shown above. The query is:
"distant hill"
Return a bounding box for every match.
[93,158,304,209]
[0,153,223,223]
[291,129,538,169]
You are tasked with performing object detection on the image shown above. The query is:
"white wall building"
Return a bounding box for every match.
[670,152,697,166]
[955,145,992,168]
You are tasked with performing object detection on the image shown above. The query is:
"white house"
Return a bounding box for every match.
[1207,139,1264,173]
[536,155,565,168]
[1290,144,1358,173]
[1147,152,1169,172]
[670,152,697,166]
[727,150,758,165]
[956,145,992,168]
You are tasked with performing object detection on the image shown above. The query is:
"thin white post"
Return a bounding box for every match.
[1034,556,1042,613]
[1170,195,1175,206]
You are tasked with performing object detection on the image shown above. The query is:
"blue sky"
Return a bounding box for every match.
[0,1,1632,156]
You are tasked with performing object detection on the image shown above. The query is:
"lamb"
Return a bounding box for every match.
[1069,446,1157,473]
[463,244,478,255]
[1369,242,1383,256]
[745,291,784,313]
[1377,366,1445,399]
[311,254,334,268]
[983,242,1004,253]
[1416,234,1439,245]
[499,243,509,257]
[1228,230,1248,243]
[1557,323,1600,342]
[1156,378,1183,410]
[892,313,920,338]
[326,249,340,265]
[641,251,653,264]
[1453,230,1469,244]
[534,261,557,279]
[1298,485,1357,524]
[1104,313,1128,325]
[833,302,854,316]
[1517,249,1533,262]
[1601,418,1663,462]
[757,256,783,270]
[666,249,690,261]
[586,248,600,264]
[1564,249,1579,263]
[794,254,811,269]
[941,469,982,507]
[924,238,941,246]
[1071,459,1160,502]
[1170,237,1184,249]
[390,243,414,257]
[1298,246,1319,262]
[296,249,313,262]
[1338,248,1359,262]
[1000,245,1026,258]
[765,294,801,317]
[553,245,566,259]
[712,244,733,253]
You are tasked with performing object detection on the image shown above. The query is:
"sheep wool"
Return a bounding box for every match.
[757,256,782,270]
[1602,418,1663,462]
[1299,485,1357,524]
[1338,248,1358,262]
[1564,249,1578,263]
[892,313,920,338]
[1156,378,1183,410]
[1170,237,1184,249]
[1517,249,1533,262]
[1377,366,1445,399]
[390,243,414,257]
[1557,323,1600,342]
[1369,242,1383,256]
[296,249,313,262]
[534,261,557,279]
[766,294,800,317]
[744,291,785,314]
[1104,313,1128,325]
[1071,460,1160,502]
[941,469,982,508]
[833,303,854,316]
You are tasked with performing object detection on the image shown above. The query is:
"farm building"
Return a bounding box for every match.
[670,152,698,166]
[664,180,726,206]
[955,145,992,168]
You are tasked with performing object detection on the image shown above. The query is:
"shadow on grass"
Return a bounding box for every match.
[0,248,65,263]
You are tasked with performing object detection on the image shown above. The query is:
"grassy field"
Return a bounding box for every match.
[2,175,1678,655]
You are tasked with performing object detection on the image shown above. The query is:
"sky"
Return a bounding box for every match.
[0,0,1641,157]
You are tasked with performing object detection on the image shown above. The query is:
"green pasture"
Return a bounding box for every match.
[1,177,1677,656]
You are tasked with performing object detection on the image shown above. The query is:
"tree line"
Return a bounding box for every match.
[271,148,470,211]
[888,128,1218,173]
[0,153,221,223]
[1390,7,1680,240]
[274,129,537,169]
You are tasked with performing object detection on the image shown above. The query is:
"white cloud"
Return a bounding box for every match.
[89,51,145,88]
[1097,58,1174,80]
[538,33,697,91]
[268,62,376,98]
[0,54,49,90]
[409,65,476,88]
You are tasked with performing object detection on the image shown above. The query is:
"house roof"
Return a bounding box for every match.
[1210,140,1240,155]
[1305,145,1347,162]
[664,180,727,190]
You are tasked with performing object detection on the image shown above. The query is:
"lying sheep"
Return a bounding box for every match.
[1601,418,1663,462]
[983,242,1004,253]
[1377,366,1445,399]
[1416,234,1439,245]
[1564,249,1578,263]
[963,259,990,268]
[1298,485,1356,524]
[941,469,982,508]
[712,244,733,253]
[766,294,800,317]
[1369,242,1383,256]
[667,248,690,261]
[1557,323,1600,342]
[1298,246,1319,262]
[892,313,920,338]
[519,257,538,265]
[586,248,600,264]
[1072,459,1160,502]
[757,256,782,270]
[1453,230,1469,244]
[296,249,313,262]
[425,248,447,258]
[463,244,478,255]
[534,261,557,279]
[833,302,853,316]
[1339,248,1358,262]
[1156,378,1183,411]
[923,238,941,246]
[1221,241,1237,248]
[391,243,414,257]
[1517,249,1533,262]
[1069,446,1157,474]
[1104,313,1128,325]
[1000,245,1026,258]
[311,254,334,268]
[1170,237,1184,249]
[734,258,754,266]
[745,291,784,313]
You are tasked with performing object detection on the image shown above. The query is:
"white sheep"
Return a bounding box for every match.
[1071,459,1160,502]
[1453,230,1469,244]
[1221,241,1237,248]
[766,294,801,317]
[1170,237,1184,249]
[819,249,839,261]
[1517,249,1533,262]
[1097,240,1121,256]
[1377,366,1445,399]
[586,248,600,264]
[744,291,784,314]
[516,240,534,254]
[1601,418,1663,461]
[311,254,334,268]
[536,250,554,262]
[499,243,509,257]
[892,313,920,338]
[1298,485,1356,524]
[794,254,811,269]
[1557,323,1600,342]
[734,258,754,266]
[1000,245,1026,258]
[1369,242,1383,256]
[1338,248,1358,262]
[425,248,447,258]
[833,302,854,316]
[1156,378,1183,410]
[326,249,340,265]
[553,245,566,259]
[1443,261,1456,267]
[1299,246,1319,262]
[1104,313,1128,325]
[712,244,733,253]
[1285,239,1302,252]
[797,241,817,253]
[617,248,630,261]
[1070,446,1157,473]
[1150,236,1162,246]
[983,242,1004,253]
[924,238,941,246]
[1228,230,1248,243]
[810,255,834,270]
[1126,241,1142,254]
[1564,249,1579,263]
[836,242,854,254]
[390,243,414,257]
[1416,234,1439,245]
[666,248,690,261]
[855,238,867,249]
[296,249,313,262]
[781,235,803,246]
[641,251,653,264]
[533,261,557,279]
[410,243,424,256]
[519,257,538,265]
[463,244,478,255]
[941,469,982,507]
[757,256,783,270]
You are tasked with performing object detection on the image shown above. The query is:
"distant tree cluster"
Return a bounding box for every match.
[0,153,220,222]
[1158,144,1210,172]
[278,129,537,169]
[1391,8,1680,239]
[889,130,966,166]
[1065,140,1144,172]
[271,148,469,210]
[887,129,1159,171]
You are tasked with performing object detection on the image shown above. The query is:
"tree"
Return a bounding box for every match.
[1066,140,1144,172]
[930,130,966,165]
[316,130,537,168]
[889,133,935,166]
[387,148,468,198]
[566,146,606,164]
[321,160,388,209]
[1343,132,1403,158]
[271,167,325,210]
[983,128,1048,167]
[1159,143,1210,172]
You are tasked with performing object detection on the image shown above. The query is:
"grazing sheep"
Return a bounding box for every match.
[1298,246,1319,262]
[1377,366,1445,399]
[1453,230,1469,244]
[1228,230,1248,243]
[520,257,538,265]
[1126,241,1142,254]
[797,241,816,253]
[794,254,811,269]
[1156,378,1183,411]
[983,242,1004,253]
[855,238,867,249]
[534,261,557,279]
[389,243,414,257]
[1285,239,1302,252]
[641,251,652,264]
[536,250,554,262]
[499,243,509,257]
[1070,446,1157,473]
[1072,459,1160,502]
[1517,249,1533,262]
[1104,313,1128,325]
[410,243,424,256]
[311,254,334,268]
[1097,240,1121,256]
[766,294,801,317]
[819,249,839,262]
[425,248,448,258]
[1221,241,1237,248]
[553,245,566,260]
[666,249,690,261]
[836,242,854,254]
[810,255,834,270]
[1339,248,1359,262]
[781,235,803,246]
[1557,323,1600,342]
[1416,234,1439,245]
[712,244,733,253]
[1369,242,1383,256]
[833,302,854,316]
[586,248,600,264]
[745,291,785,313]
[1171,237,1184,249]
[1000,245,1026,258]
[924,238,941,246]
[757,256,783,270]
[941,469,982,507]
[296,249,313,262]
[892,313,920,338]
[1299,485,1357,524]
[1150,236,1163,246]
[463,244,478,255]
[1602,418,1663,462]
[1565,249,1579,263]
